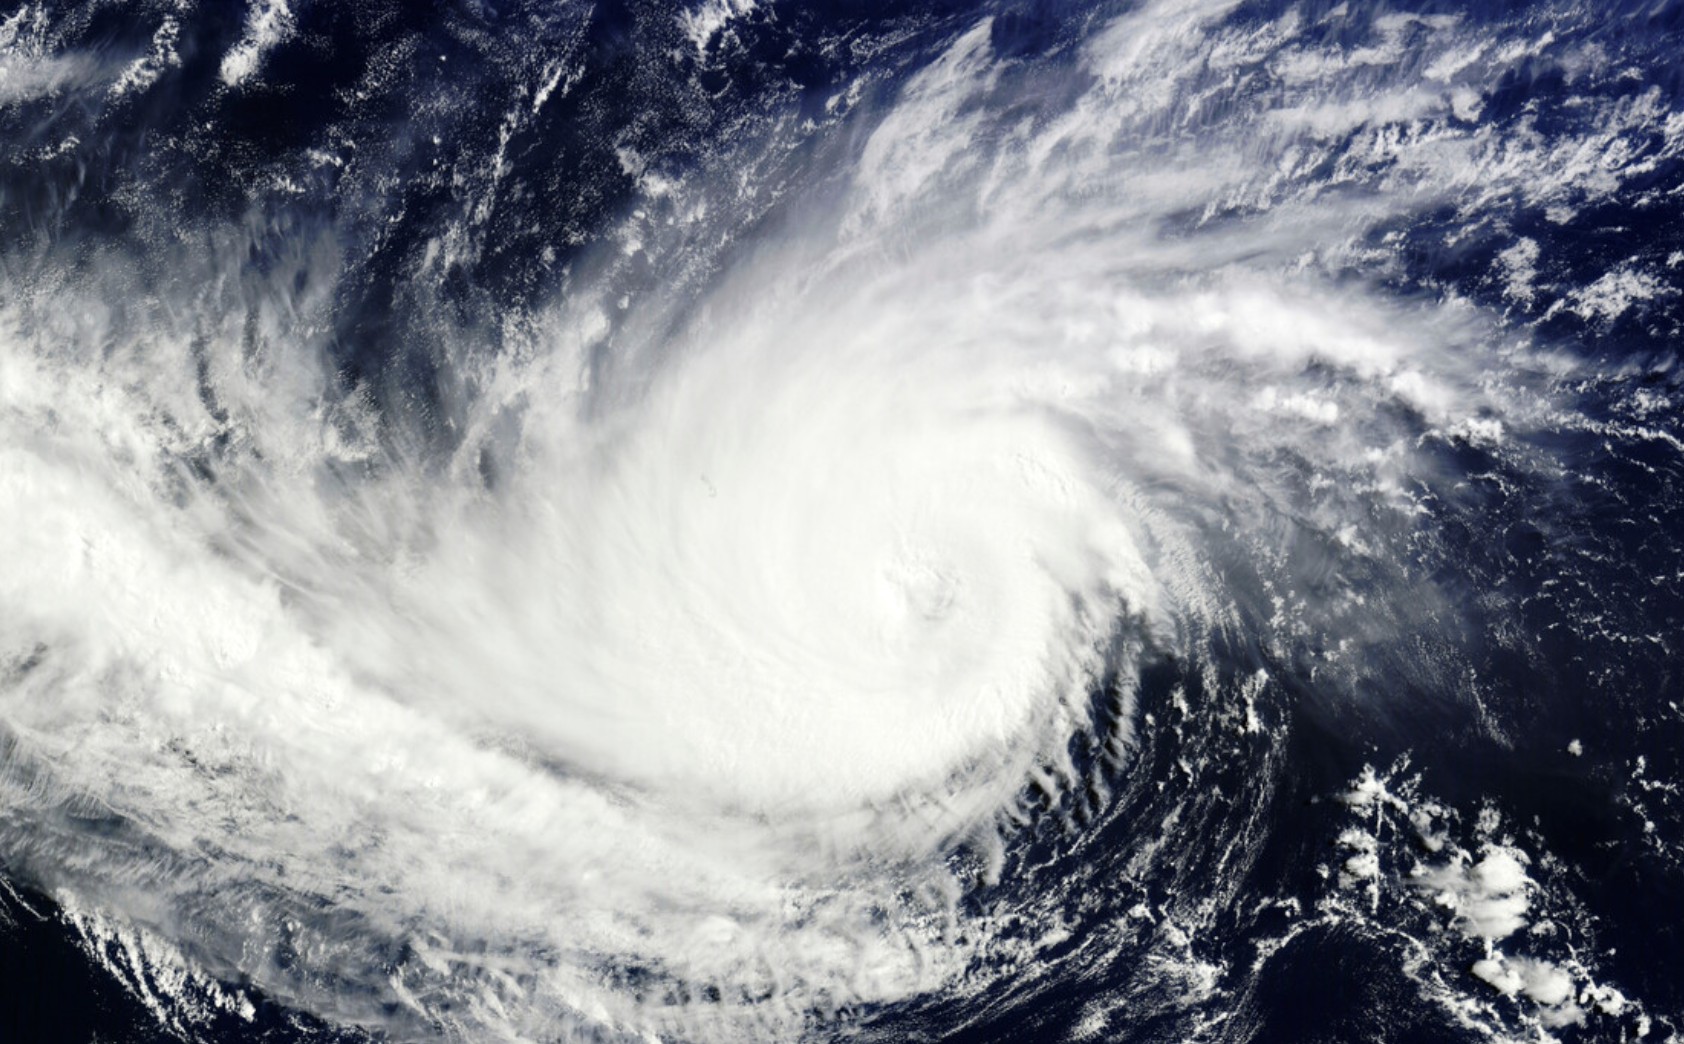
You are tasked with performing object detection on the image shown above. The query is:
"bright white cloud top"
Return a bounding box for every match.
[1,0,1679,1041]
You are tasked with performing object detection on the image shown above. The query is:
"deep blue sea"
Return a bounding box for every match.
[3,1,1683,1041]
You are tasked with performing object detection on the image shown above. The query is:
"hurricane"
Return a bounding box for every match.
[2,1,1682,1041]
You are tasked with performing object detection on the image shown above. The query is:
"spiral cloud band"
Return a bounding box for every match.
[5,0,1674,1041]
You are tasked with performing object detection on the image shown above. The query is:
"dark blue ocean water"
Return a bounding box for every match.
[3,1,1683,1041]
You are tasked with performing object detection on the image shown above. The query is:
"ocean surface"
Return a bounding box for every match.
[2,0,1683,1041]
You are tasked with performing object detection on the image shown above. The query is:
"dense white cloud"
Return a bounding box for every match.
[0,1,1662,1040]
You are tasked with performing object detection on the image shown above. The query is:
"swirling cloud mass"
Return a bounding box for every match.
[3,1,1683,1042]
